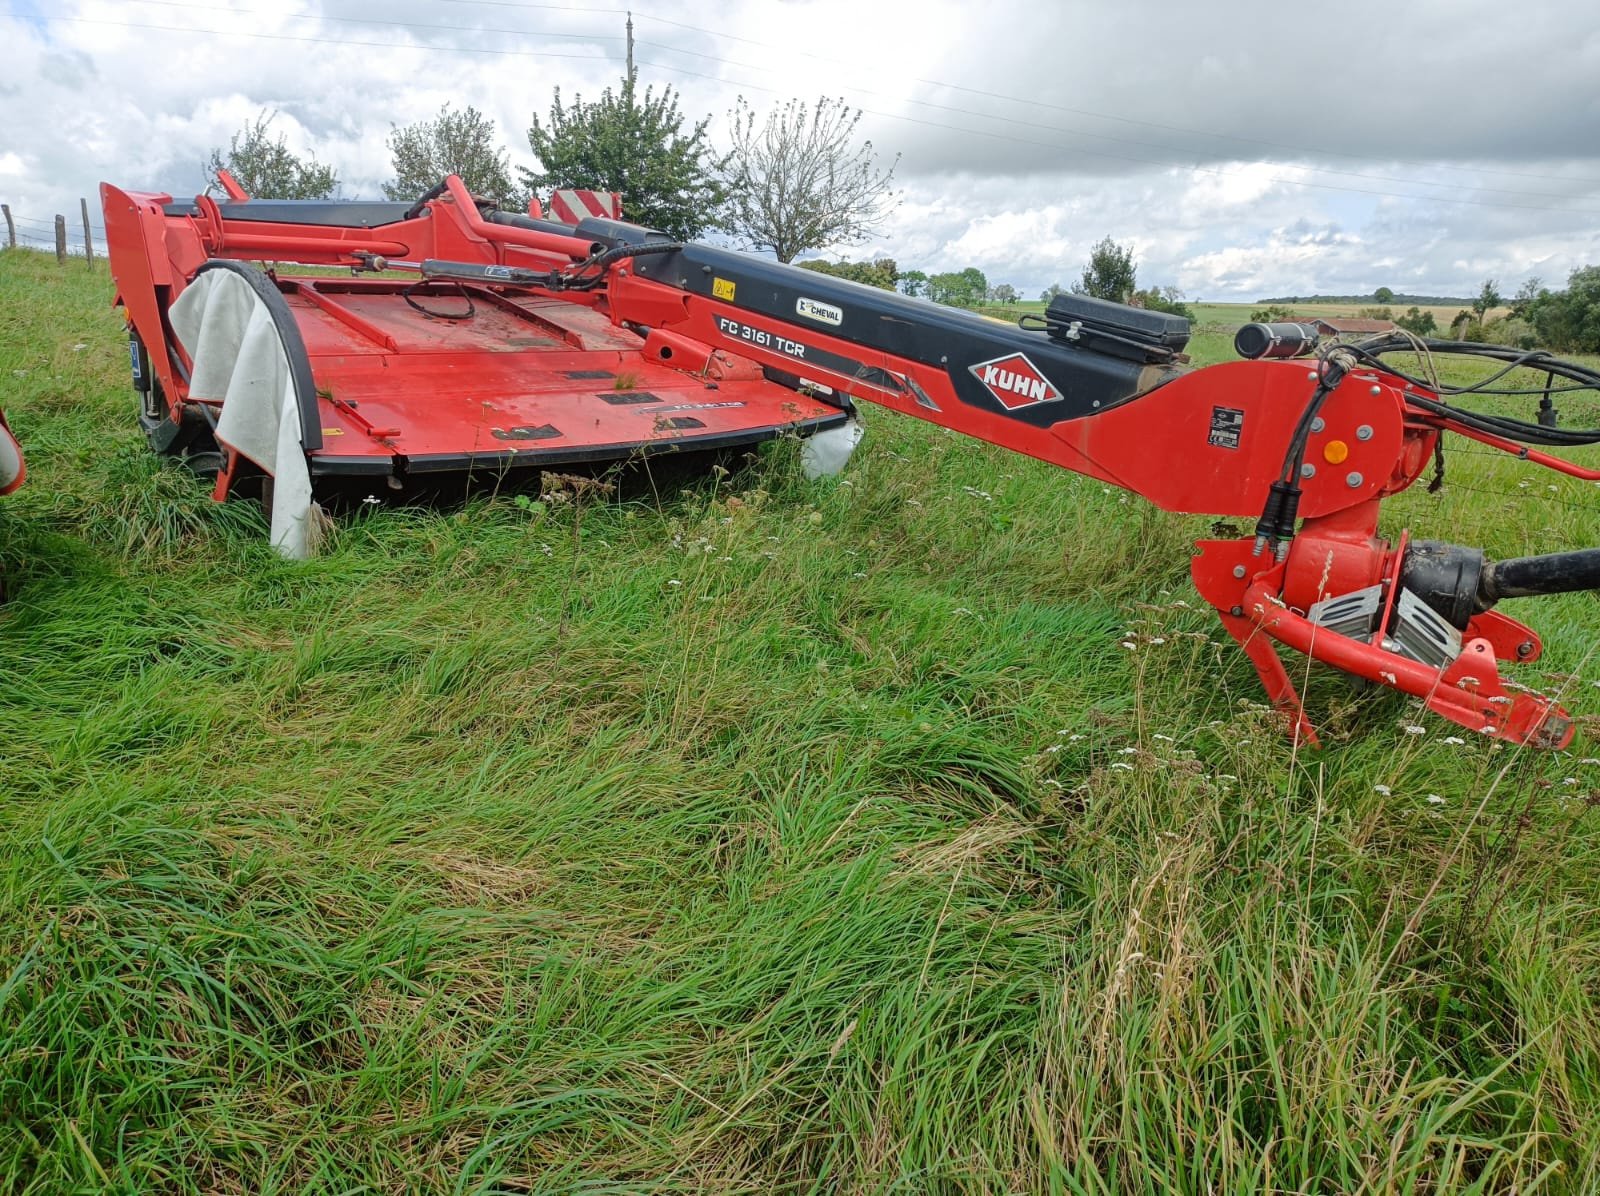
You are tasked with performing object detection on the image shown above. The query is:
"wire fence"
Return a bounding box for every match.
[1,201,110,264]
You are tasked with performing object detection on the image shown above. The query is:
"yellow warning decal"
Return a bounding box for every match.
[712,277,736,302]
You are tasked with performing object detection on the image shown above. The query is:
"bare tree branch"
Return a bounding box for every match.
[721,97,899,263]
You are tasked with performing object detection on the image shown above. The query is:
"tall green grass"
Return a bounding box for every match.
[3,246,1600,1191]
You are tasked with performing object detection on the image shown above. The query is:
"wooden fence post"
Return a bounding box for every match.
[54,215,66,265]
[80,197,93,266]
[1,204,13,249]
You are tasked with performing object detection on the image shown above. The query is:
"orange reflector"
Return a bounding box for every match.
[1323,440,1350,464]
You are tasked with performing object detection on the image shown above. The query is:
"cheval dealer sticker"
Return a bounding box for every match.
[969,353,1064,411]
[795,296,843,327]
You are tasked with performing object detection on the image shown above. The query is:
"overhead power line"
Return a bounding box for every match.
[626,44,1600,216]
[8,5,1600,217]
[128,0,625,47]
[6,9,618,64]
[628,36,1591,204]
[431,0,1600,189]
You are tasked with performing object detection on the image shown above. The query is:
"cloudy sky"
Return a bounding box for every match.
[3,0,1599,300]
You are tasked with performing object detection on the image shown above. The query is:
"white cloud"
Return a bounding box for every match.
[4,0,1599,298]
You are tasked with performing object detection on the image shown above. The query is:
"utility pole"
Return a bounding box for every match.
[625,11,634,81]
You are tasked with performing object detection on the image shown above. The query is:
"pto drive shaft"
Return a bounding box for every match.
[1400,541,1600,630]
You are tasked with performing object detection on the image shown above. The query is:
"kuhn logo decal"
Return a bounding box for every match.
[969,353,1063,410]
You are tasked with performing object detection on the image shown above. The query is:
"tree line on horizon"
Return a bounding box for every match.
[1251,277,1600,353]
[205,71,898,272]
[204,82,1190,320]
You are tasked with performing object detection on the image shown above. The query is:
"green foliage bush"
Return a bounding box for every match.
[928,267,988,308]
[1528,266,1600,353]
[522,76,726,242]
[1396,306,1437,335]
[1250,304,1299,323]
[1132,286,1192,321]
[797,258,899,291]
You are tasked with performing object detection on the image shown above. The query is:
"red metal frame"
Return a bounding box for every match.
[98,173,1589,750]
[100,181,850,489]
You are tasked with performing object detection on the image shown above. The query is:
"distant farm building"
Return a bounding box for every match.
[1303,316,1397,337]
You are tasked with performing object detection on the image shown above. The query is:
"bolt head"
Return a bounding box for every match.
[1369,384,1382,396]
[1300,463,1316,479]
[1346,471,1364,487]
[1310,417,1326,433]
[1233,565,1247,578]
[1356,424,1374,441]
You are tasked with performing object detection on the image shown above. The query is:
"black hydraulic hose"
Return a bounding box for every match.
[403,182,449,221]
[559,240,684,290]
[1404,393,1600,447]
[1481,549,1600,603]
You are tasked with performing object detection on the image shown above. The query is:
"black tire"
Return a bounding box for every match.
[132,332,222,476]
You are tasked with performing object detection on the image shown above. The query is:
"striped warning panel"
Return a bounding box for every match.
[548,189,622,224]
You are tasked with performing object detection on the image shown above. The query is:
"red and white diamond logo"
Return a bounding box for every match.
[969,353,1064,411]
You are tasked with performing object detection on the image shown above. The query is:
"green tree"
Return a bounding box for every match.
[205,110,338,199]
[1471,278,1502,323]
[721,96,898,263]
[1509,277,1543,319]
[1373,286,1395,303]
[522,74,726,241]
[797,257,898,291]
[927,267,988,308]
[1132,284,1192,321]
[899,269,928,298]
[989,283,1019,305]
[1396,306,1437,335]
[1040,282,1067,303]
[383,104,517,205]
[1074,236,1137,302]
[1528,266,1600,353]
[1251,304,1298,323]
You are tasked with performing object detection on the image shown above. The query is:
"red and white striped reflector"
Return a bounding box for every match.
[547,189,622,224]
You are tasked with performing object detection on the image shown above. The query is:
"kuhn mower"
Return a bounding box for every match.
[102,172,1600,749]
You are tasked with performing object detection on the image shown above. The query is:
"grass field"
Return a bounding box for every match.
[4,247,1600,1192]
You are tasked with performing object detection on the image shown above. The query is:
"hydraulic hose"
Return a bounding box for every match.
[1480,549,1600,604]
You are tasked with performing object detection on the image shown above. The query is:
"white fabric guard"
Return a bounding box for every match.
[168,269,316,558]
[800,415,864,480]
